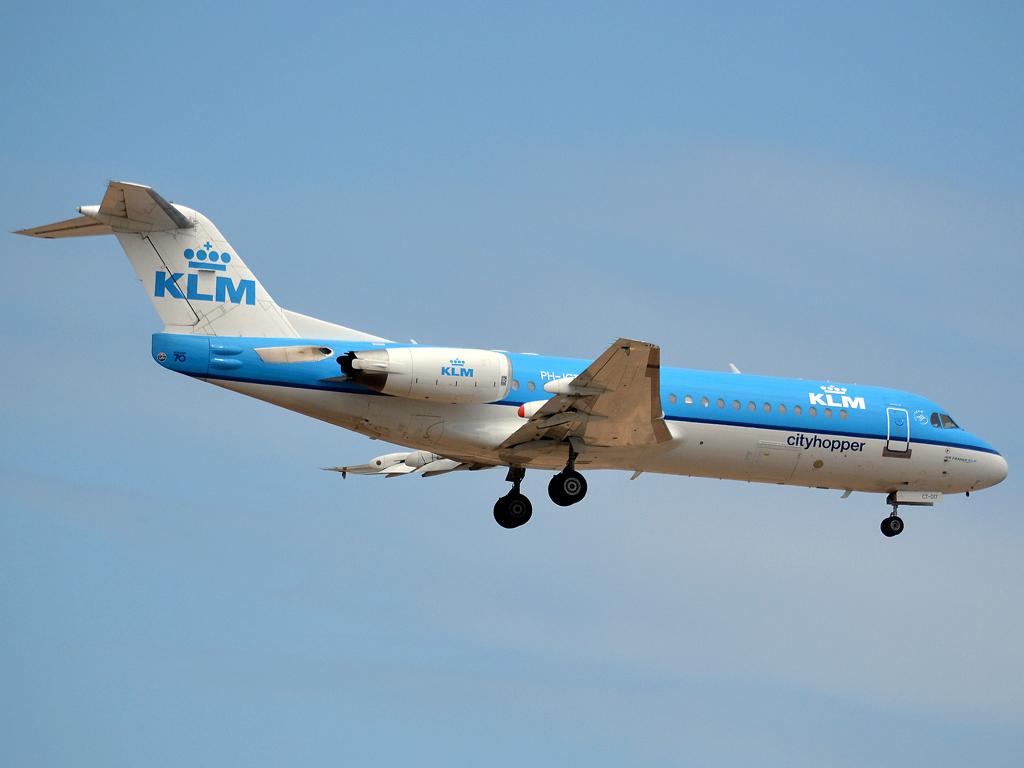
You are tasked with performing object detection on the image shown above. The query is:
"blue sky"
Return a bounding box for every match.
[2,3,1023,766]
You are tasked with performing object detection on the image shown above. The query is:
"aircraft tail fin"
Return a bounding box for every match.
[17,181,385,341]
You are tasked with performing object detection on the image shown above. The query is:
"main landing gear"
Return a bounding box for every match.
[881,495,904,537]
[494,467,532,529]
[548,443,588,507]
[494,447,590,529]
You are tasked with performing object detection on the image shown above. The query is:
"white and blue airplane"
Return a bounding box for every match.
[18,181,1008,535]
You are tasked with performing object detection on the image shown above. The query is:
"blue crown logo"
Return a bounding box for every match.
[450,358,465,366]
[820,385,847,394]
[185,242,232,271]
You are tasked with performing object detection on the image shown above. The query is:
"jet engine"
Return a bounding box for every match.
[338,347,512,404]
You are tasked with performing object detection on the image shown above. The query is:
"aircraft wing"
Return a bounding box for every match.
[500,338,671,451]
[324,451,492,478]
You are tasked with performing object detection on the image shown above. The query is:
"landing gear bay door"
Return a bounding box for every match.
[500,338,671,450]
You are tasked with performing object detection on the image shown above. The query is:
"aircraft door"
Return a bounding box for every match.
[886,408,910,453]
[747,441,801,482]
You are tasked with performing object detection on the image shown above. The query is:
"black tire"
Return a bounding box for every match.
[548,470,588,507]
[493,496,516,529]
[548,474,568,506]
[881,515,904,537]
[494,493,532,528]
[505,493,533,526]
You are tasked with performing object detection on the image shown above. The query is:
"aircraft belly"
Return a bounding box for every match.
[207,379,370,431]
[636,423,952,494]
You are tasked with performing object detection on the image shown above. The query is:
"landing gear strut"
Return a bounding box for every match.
[548,443,588,507]
[494,467,532,529]
[881,495,904,537]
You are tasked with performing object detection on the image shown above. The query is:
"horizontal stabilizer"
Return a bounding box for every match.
[16,181,192,239]
[88,180,193,231]
[15,216,113,239]
[96,182,193,230]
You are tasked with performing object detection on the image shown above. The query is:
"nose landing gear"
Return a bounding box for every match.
[494,467,532,529]
[880,514,904,537]
[881,493,904,537]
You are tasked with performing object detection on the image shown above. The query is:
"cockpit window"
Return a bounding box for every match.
[940,413,959,429]
[930,412,941,428]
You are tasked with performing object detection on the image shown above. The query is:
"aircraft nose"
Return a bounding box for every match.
[980,452,1009,489]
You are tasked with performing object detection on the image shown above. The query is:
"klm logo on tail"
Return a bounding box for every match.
[184,245,231,270]
[153,246,254,305]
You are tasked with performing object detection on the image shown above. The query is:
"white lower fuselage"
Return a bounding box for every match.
[210,377,1006,496]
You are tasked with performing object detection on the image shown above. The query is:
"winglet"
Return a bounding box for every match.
[729,363,741,374]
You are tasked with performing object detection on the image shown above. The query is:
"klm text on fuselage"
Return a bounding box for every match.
[810,386,865,410]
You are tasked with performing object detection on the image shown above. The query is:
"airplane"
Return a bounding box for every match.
[16,181,1008,535]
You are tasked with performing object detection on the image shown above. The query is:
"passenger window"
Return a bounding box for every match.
[748,401,755,411]
[733,400,740,410]
[794,405,802,415]
[839,409,848,420]
[668,394,677,404]
[701,397,709,407]
[931,413,941,428]
[527,381,536,391]
[824,408,832,418]
[717,398,725,408]
[685,395,693,405]
[941,414,959,429]
[809,407,817,417]
[763,403,771,413]
[511,379,520,390]
[779,404,787,415]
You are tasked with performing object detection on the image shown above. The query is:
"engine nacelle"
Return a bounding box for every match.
[339,347,512,404]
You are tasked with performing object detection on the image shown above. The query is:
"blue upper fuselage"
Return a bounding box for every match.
[501,352,999,457]
[152,334,1001,457]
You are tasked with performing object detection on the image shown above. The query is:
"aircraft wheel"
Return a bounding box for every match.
[493,496,515,528]
[548,470,588,507]
[494,493,532,528]
[881,515,904,537]
[506,493,533,526]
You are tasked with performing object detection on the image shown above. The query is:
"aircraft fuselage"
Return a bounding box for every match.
[153,333,1007,498]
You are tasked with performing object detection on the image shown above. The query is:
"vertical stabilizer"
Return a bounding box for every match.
[113,204,299,337]
[17,181,387,342]
[17,182,298,337]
